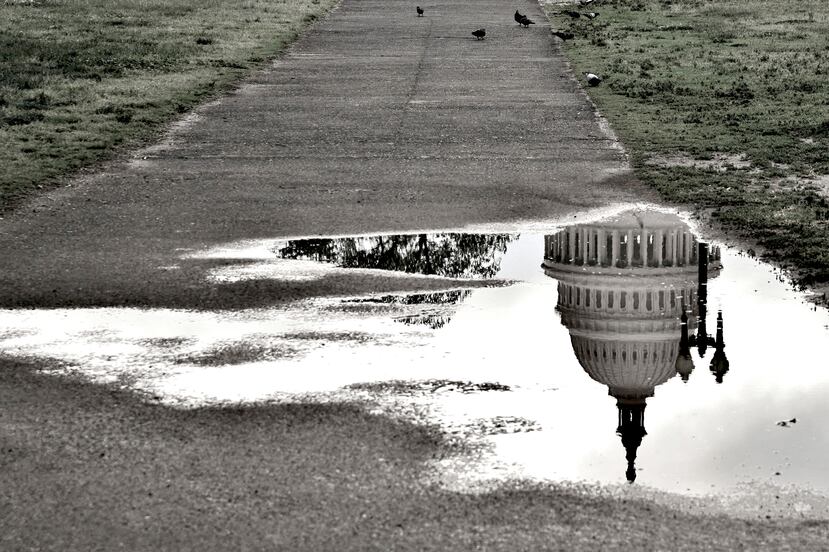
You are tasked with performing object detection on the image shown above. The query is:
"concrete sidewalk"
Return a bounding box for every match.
[0,0,655,307]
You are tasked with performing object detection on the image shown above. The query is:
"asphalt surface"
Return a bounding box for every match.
[11,0,820,549]
[0,0,653,308]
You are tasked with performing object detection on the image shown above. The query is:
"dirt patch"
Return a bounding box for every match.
[644,152,754,172]
[805,174,829,196]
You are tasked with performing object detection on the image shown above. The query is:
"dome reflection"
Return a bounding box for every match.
[543,210,727,483]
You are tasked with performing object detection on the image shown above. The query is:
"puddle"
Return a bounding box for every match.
[3,207,829,518]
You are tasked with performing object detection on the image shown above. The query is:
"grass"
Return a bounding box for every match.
[0,0,338,210]
[544,0,829,285]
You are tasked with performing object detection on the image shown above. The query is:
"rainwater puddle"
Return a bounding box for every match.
[3,207,829,518]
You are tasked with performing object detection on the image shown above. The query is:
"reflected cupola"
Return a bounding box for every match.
[709,310,729,383]
[543,209,722,483]
[676,308,694,382]
[618,400,647,483]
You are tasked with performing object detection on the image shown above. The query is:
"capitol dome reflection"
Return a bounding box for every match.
[542,210,728,483]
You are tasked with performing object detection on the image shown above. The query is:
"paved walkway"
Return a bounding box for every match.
[0,0,655,308]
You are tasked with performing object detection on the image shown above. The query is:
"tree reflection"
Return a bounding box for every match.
[345,290,473,330]
[345,290,471,306]
[276,233,515,278]
[395,313,453,330]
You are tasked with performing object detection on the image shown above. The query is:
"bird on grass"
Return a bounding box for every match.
[416,6,423,16]
[472,28,486,40]
[552,30,574,41]
[514,9,524,24]
[584,72,602,86]
[561,10,581,19]
[579,0,594,5]
[583,12,599,19]
[518,15,535,27]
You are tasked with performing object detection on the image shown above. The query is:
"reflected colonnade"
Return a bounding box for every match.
[543,210,729,483]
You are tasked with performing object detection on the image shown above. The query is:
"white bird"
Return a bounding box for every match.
[584,72,602,86]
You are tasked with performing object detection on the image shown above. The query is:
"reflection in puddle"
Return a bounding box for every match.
[3,208,829,517]
[345,290,473,329]
[543,211,725,483]
[275,233,513,278]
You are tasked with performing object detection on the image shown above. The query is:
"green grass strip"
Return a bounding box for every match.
[0,0,338,210]
[545,0,829,285]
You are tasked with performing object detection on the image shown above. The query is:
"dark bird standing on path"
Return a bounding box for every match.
[584,72,602,86]
[416,6,423,16]
[472,28,486,40]
[514,9,524,24]
[518,15,535,27]
[552,30,574,41]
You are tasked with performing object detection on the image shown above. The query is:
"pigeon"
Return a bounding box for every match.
[416,6,423,16]
[561,10,581,19]
[583,12,599,19]
[518,15,535,27]
[584,72,601,86]
[514,9,524,24]
[552,30,574,41]
[472,28,486,40]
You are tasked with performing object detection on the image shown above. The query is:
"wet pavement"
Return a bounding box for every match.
[4,206,829,519]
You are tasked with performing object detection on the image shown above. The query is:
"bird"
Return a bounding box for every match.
[583,11,599,19]
[552,30,574,41]
[584,72,602,86]
[579,0,594,5]
[472,28,486,40]
[416,6,423,16]
[514,9,524,24]
[518,15,535,27]
[561,10,581,19]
